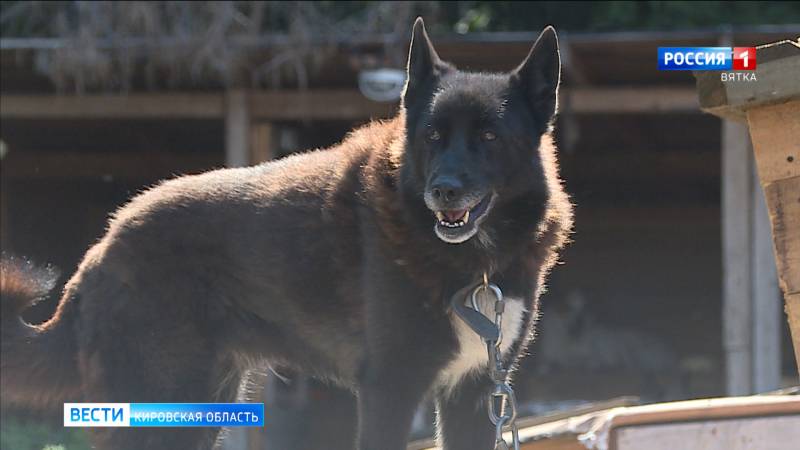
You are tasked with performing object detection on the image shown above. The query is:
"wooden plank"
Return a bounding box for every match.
[410,396,800,450]
[747,101,800,184]
[424,397,800,450]
[563,151,720,185]
[251,88,700,119]
[566,87,699,113]
[414,433,587,450]
[0,151,220,179]
[249,90,396,121]
[514,396,800,450]
[762,176,800,296]
[722,120,754,396]
[521,437,585,450]
[225,89,250,168]
[408,397,639,450]
[695,40,800,121]
[608,396,800,430]
[614,415,800,450]
[0,88,701,122]
[0,93,223,119]
[747,100,800,378]
[787,293,800,376]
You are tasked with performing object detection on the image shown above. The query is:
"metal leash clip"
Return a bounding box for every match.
[467,275,521,450]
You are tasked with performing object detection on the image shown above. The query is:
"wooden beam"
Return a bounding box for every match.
[0,93,223,119]
[249,90,396,121]
[748,100,800,377]
[0,151,220,179]
[695,40,800,121]
[613,416,800,450]
[0,88,701,122]
[562,150,720,183]
[747,101,800,186]
[566,87,699,113]
[760,175,800,296]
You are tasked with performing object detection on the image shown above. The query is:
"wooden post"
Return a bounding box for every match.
[721,120,754,395]
[246,121,277,450]
[696,39,800,381]
[250,122,277,164]
[719,120,779,394]
[223,89,262,450]
[225,89,250,168]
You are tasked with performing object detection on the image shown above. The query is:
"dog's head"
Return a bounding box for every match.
[400,18,561,245]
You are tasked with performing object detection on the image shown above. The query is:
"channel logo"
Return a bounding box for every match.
[658,47,756,71]
[732,47,757,70]
[64,403,265,427]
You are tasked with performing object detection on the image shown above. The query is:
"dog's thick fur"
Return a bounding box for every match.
[1,19,572,450]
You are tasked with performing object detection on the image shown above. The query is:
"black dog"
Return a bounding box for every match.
[1,18,572,450]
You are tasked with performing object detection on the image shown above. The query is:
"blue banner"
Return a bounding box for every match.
[658,47,732,70]
[64,403,265,427]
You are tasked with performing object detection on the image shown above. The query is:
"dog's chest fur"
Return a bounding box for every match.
[437,295,526,393]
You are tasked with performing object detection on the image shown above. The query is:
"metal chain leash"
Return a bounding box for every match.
[469,275,521,450]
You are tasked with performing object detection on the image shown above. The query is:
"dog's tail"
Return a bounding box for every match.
[1,257,81,408]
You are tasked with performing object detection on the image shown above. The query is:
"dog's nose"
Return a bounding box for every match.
[430,177,463,203]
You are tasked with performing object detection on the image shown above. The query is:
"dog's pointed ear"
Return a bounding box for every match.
[403,18,450,106]
[511,26,561,121]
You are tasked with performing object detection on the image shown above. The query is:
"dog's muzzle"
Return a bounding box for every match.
[424,190,496,244]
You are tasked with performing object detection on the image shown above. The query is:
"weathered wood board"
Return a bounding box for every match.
[696,38,800,376]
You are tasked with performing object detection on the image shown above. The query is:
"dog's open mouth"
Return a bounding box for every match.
[432,194,495,244]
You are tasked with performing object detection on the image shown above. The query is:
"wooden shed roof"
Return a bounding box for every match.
[2,27,797,93]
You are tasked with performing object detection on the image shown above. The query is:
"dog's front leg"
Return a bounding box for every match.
[436,372,495,450]
[356,363,437,450]
[356,259,452,450]
[356,306,450,450]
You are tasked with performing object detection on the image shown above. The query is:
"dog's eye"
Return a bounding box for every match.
[481,130,497,141]
[426,129,441,142]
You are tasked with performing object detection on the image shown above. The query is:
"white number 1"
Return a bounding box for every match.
[738,51,749,68]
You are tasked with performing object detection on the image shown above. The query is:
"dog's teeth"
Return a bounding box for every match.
[463,211,469,223]
[438,216,468,228]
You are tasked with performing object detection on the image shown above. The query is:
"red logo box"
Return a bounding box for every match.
[733,47,757,70]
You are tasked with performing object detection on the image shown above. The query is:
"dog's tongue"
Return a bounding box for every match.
[444,209,467,222]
